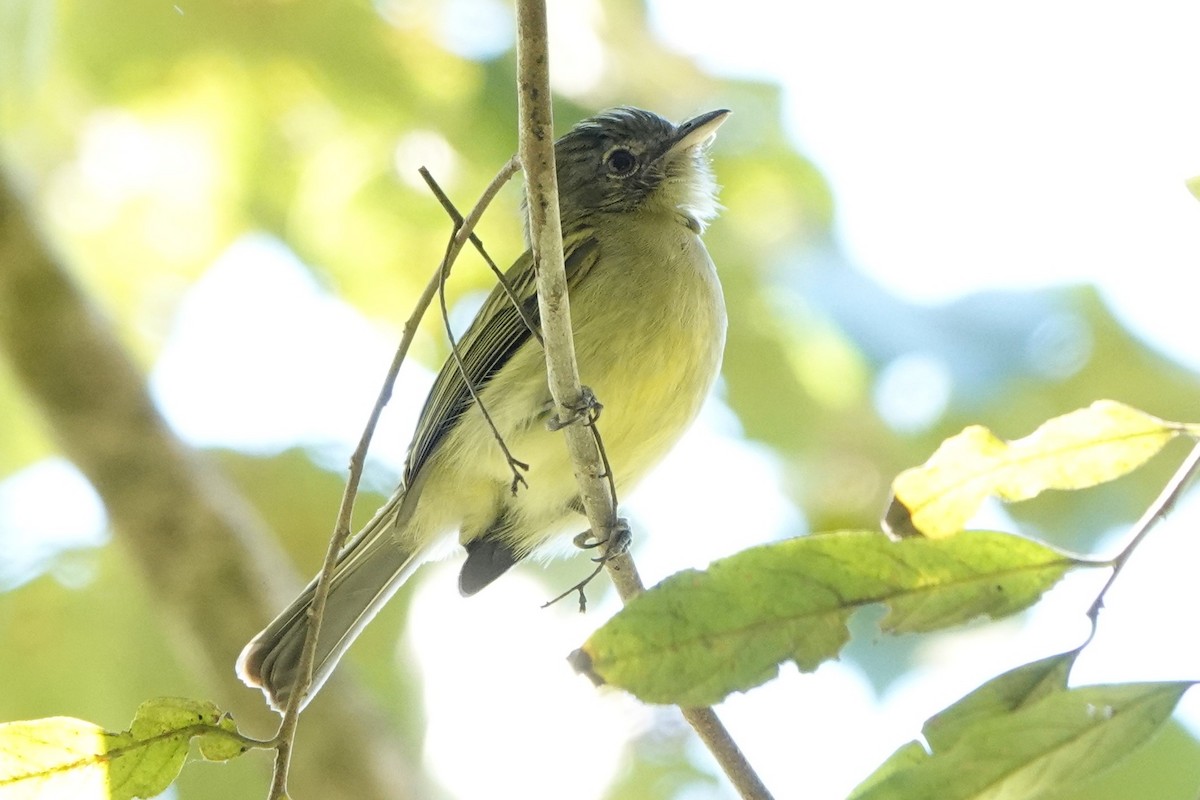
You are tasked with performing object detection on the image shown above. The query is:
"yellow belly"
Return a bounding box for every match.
[405,214,725,557]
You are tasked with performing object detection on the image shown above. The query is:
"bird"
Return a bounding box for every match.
[237,106,731,712]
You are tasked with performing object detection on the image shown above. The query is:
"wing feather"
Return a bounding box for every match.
[403,230,601,483]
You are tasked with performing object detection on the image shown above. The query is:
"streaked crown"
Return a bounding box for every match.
[550,107,729,233]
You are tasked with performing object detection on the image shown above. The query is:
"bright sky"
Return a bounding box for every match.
[4,2,1200,798]
[647,4,1200,796]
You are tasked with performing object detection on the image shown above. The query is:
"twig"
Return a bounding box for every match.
[512,3,773,799]
[541,558,606,612]
[419,167,542,344]
[1085,440,1200,635]
[589,415,620,509]
[266,156,521,799]
[541,412,620,611]
[434,212,530,494]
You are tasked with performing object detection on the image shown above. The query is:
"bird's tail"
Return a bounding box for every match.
[236,494,426,712]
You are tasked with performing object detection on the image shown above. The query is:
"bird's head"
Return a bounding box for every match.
[551,107,730,233]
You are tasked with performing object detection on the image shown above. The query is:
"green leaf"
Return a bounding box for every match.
[923,651,1076,749]
[0,698,254,800]
[848,657,1193,800]
[848,741,928,799]
[196,713,246,763]
[889,400,1186,538]
[1187,175,1200,203]
[572,531,1091,707]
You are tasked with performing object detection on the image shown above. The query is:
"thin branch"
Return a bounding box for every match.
[1086,440,1200,634]
[541,557,606,612]
[419,167,543,345]
[682,708,776,800]
[267,156,521,798]
[421,166,533,487]
[512,4,773,799]
[542,412,621,611]
[435,219,530,494]
[589,414,620,510]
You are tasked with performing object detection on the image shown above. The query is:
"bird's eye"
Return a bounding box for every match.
[604,147,637,176]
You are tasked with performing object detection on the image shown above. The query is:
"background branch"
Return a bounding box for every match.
[0,174,424,800]
[512,5,774,799]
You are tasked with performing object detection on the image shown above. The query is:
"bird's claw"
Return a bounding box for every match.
[573,518,632,562]
[547,386,602,431]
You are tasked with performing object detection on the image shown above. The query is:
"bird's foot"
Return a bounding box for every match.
[547,385,602,430]
[572,518,632,561]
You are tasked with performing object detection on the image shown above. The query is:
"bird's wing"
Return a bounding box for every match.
[403,228,601,484]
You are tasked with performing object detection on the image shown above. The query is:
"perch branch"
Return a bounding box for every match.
[512,4,774,799]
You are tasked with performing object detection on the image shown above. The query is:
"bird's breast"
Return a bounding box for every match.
[569,218,726,485]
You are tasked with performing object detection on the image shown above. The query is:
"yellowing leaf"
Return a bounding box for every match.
[0,718,109,799]
[0,698,255,800]
[889,401,1186,538]
[573,531,1092,707]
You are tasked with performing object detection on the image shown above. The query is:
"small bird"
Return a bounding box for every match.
[237,107,730,711]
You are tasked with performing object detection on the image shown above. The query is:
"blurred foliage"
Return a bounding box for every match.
[1,0,1198,798]
[0,356,49,476]
[603,713,720,800]
[214,448,429,743]
[0,697,255,799]
[0,547,269,795]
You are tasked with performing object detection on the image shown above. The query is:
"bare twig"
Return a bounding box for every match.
[434,219,530,494]
[589,415,620,509]
[544,415,622,610]
[512,4,773,799]
[540,558,606,611]
[267,156,521,798]
[419,167,542,344]
[1086,440,1200,636]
